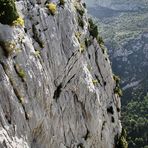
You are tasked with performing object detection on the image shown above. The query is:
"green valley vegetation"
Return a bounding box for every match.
[86,1,148,106]
[87,5,148,106]
[85,0,148,147]
[116,128,128,148]
[122,94,148,148]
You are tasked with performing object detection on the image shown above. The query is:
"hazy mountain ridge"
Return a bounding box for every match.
[85,0,148,11]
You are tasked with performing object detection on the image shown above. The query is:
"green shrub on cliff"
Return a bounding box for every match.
[116,129,128,148]
[0,0,19,25]
[59,0,65,6]
[0,41,16,57]
[88,18,98,39]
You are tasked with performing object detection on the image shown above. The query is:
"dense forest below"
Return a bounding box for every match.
[85,0,148,147]
[122,95,148,147]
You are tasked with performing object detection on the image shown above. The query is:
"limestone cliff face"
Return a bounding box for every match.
[0,0,121,147]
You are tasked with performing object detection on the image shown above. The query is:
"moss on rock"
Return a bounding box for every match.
[0,41,16,57]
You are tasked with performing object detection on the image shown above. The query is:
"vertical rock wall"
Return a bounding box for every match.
[0,0,121,147]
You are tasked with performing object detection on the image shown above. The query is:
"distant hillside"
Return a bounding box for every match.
[85,0,148,105]
[85,0,148,147]
[85,0,148,11]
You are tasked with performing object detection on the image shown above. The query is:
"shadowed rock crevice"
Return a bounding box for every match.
[53,83,62,100]
[107,106,114,114]
[83,129,90,141]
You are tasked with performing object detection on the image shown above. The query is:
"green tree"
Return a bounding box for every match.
[122,94,148,148]
[0,0,19,25]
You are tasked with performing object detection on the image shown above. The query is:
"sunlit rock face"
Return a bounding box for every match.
[0,0,121,147]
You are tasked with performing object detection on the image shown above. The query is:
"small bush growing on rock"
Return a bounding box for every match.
[82,3,86,8]
[59,0,65,6]
[85,38,91,47]
[117,129,128,148]
[114,86,123,97]
[34,50,40,57]
[100,44,107,54]
[97,36,104,45]
[79,43,85,53]
[78,16,84,29]
[18,69,25,79]
[75,32,81,42]
[113,74,122,97]
[75,4,85,29]
[113,74,120,85]
[12,16,24,27]
[0,41,16,57]
[14,64,25,79]
[47,3,57,15]
[88,18,98,39]
[76,7,85,17]
[0,0,19,25]
[92,79,98,85]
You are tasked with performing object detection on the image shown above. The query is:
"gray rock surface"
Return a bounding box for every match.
[0,0,121,147]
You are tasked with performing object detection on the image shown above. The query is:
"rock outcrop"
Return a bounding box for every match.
[0,0,121,147]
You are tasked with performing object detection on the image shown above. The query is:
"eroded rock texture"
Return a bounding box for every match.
[0,0,121,147]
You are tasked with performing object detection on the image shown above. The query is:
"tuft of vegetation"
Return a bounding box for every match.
[92,79,99,85]
[122,95,148,148]
[0,0,19,25]
[88,18,98,39]
[82,3,86,8]
[14,64,25,79]
[114,86,123,97]
[88,18,107,54]
[79,43,85,53]
[88,18,106,55]
[100,44,108,54]
[34,50,40,57]
[75,2,85,17]
[12,16,24,27]
[75,4,85,29]
[97,36,104,45]
[85,38,91,47]
[75,31,81,42]
[78,16,84,29]
[19,97,24,104]
[116,129,128,148]
[76,7,85,17]
[113,74,122,97]
[0,41,16,57]
[59,0,65,6]
[47,3,57,15]
[113,74,120,85]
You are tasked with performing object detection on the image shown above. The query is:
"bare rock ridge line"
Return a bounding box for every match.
[0,0,122,147]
